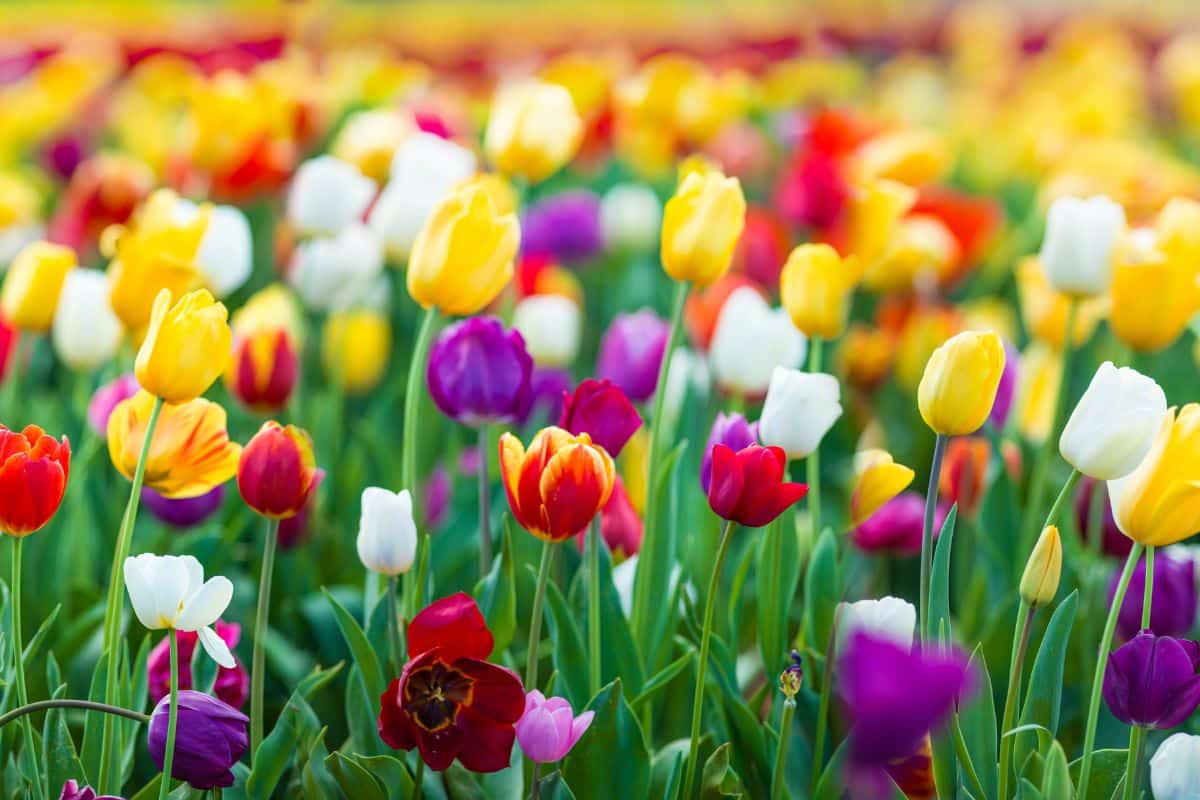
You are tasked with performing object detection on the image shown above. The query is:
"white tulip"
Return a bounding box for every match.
[836,596,917,651]
[52,268,123,370]
[0,223,42,268]
[513,294,581,367]
[1151,733,1200,800]
[708,287,806,397]
[1060,361,1167,480]
[600,183,661,253]
[289,223,384,311]
[759,367,842,460]
[368,133,477,260]
[1039,195,1125,297]
[287,155,376,237]
[356,488,418,576]
[123,553,235,668]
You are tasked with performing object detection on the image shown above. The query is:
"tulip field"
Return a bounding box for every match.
[9,1,1200,798]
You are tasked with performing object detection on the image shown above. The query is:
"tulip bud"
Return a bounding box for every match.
[1020,526,1062,607]
[135,289,232,404]
[2,240,75,332]
[779,243,857,340]
[1103,631,1200,729]
[1109,404,1200,547]
[57,780,119,800]
[237,422,319,520]
[225,328,299,413]
[356,487,418,576]
[759,367,842,461]
[322,309,391,395]
[515,691,595,764]
[917,330,1006,436]
[52,268,123,371]
[499,427,615,541]
[559,378,643,457]
[1059,362,1167,480]
[1109,229,1200,353]
[706,443,807,527]
[287,155,376,237]
[147,690,248,789]
[512,294,581,368]
[709,288,806,398]
[661,169,746,287]
[0,425,70,536]
[600,183,661,253]
[779,650,803,699]
[427,316,533,426]
[1151,733,1200,800]
[849,449,915,527]
[836,596,917,651]
[288,223,385,312]
[485,80,583,183]
[596,309,669,404]
[1039,195,1125,297]
[522,190,604,264]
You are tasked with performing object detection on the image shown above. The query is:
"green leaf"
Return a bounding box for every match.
[322,589,385,703]
[1016,591,1079,775]
[345,666,384,757]
[43,683,87,795]
[593,532,645,695]
[650,739,690,800]
[352,754,413,796]
[803,530,840,656]
[536,566,589,707]
[1041,741,1073,799]
[927,504,958,641]
[958,646,998,800]
[633,438,688,666]
[326,751,386,800]
[813,738,849,800]
[561,679,651,800]
[700,743,746,799]
[631,650,693,710]
[1068,749,1129,800]
[536,771,578,800]
[756,517,801,674]
[300,727,342,799]
[475,516,517,654]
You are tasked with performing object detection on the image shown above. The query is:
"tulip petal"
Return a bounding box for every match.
[198,625,237,669]
[177,577,234,632]
[124,555,164,631]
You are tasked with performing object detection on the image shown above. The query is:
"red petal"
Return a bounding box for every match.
[377,678,417,751]
[407,593,494,662]
[454,704,518,773]
[456,659,526,724]
[706,444,744,521]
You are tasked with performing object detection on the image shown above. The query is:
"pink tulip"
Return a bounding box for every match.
[515,690,594,763]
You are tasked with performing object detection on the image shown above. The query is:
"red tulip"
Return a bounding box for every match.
[558,378,642,458]
[0,425,70,536]
[706,443,807,527]
[227,329,299,413]
[236,422,319,520]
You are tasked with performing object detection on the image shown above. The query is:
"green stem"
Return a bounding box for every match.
[1122,725,1146,800]
[386,576,401,676]
[1041,469,1081,533]
[157,632,179,800]
[525,540,556,689]
[99,395,164,792]
[1086,479,1106,557]
[1078,542,1145,800]
[1142,546,1155,629]
[683,519,735,800]
[808,625,836,796]
[807,338,823,537]
[998,600,1035,799]
[478,425,492,579]
[770,699,795,800]
[250,518,280,759]
[11,537,44,800]
[402,305,439,617]
[530,761,542,800]
[919,434,948,639]
[413,758,425,800]
[0,699,150,728]
[630,280,690,650]
[588,515,602,697]
[951,714,989,800]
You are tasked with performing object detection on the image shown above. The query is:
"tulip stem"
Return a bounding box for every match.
[157,631,179,800]
[998,599,1035,800]
[1141,546,1155,628]
[99,394,163,792]
[807,337,823,537]
[1122,725,1146,800]
[770,697,795,800]
[11,537,44,800]
[1078,542,1144,800]
[808,618,836,796]
[250,518,280,760]
[478,425,493,578]
[1086,480,1106,557]
[413,758,424,800]
[588,515,602,697]
[1040,468,1081,534]
[951,713,988,800]
[525,540,556,689]
[401,306,439,617]
[683,519,735,800]
[386,576,401,676]
[530,762,541,800]
[0,699,150,728]
[919,434,948,639]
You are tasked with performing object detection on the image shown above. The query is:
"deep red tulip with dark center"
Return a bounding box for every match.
[706,443,807,528]
[0,424,70,536]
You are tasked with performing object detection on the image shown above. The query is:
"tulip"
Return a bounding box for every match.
[684,274,764,350]
[1039,195,1125,297]
[596,309,669,404]
[516,690,595,763]
[426,316,533,426]
[142,485,224,530]
[135,289,232,404]
[147,622,246,709]
[237,422,319,520]
[1060,362,1167,481]
[356,487,418,576]
[52,268,123,370]
[847,178,916,286]
[521,190,605,264]
[88,374,140,437]
[661,168,746,287]
[513,294,581,368]
[1013,341,1062,443]
[288,223,385,312]
[733,207,789,292]
[1109,404,1200,547]
[758,367,842,461]
[779,243,857,340]
[123,553,235,667]
[407,182,519,316]
[0,425,70,537]
[849,450,915,527]
[1014,257,1105,349]
[836,596,917,651]
[108,391,241,499]
[1020,526,1063,608]
[699,412,759,492]
[559,378,643,458]
[1075,477,1134,558]
[485,80,583,182]
[516,366,574,427]
[225,328,298,413]
[1103,630,1200,729]
[321,309,391,395]
[595,476,643,561]
[57,781,119,800]
[707,444,808,528]
[329,109,411,182]
[1109,228,1200,352]
[287,155,376,237]
[852,493,946,557]
[1110,552,1197,640]
[837,324,894,391]
[1150,733,1200,800]
[175,200,252,299]
[600,183,661,253]
[709,287,806,398]
[2,240,75,332]
[937,437,992,519]
[147,690,248,789]
[916,330,1006,436]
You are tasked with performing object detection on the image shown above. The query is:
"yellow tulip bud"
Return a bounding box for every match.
[407,183,519,316]
[895,306,960,391]
[1,241,75,332]
[1110,404,1200,547]
[849,179,916,281]
[322,309,391,395]
[1020,526,1062,607]
[917,330,1007,436]
[1015,257,1105,349]
[660,169,746,287]
[485,80,583,183]
[1109,232,1200,353]
[135,289,232,404]
[779,243,858,340]
[849,449,915,527]
[455,173,519,217]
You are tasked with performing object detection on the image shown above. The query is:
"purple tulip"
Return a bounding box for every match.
[515,690,595,763]
[988,341,1018,428]
[88,374,140,437]
[699,412,759,492]
[43,133,87,180]
[1075,477,1133,559]
[141,485,225,529]
[57,780,120,800]
[1103,631,1200,729]
[521,190,604,264]
[147,690,248,789]
[423,464,451,530]
[516,367,574,427]
[595,309,669,404]
[427,316,533,427]
[851,493,947,557]
[559,378,643,457]
[1109,553,1197,641]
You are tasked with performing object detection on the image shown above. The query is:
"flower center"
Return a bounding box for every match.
[403,660,474,732]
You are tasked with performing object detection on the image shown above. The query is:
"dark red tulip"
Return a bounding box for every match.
[706,444,807,528]
[559,378,642,458]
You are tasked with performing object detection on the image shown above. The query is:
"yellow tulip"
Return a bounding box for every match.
[231,284,306,347]
[660,168,745,287]
[1109,232,1200,353]
[322,309,391,395]
[618,427,650,515]
[1110,404,1200,547]
[895,306,960,391]
[330,109,413,184]
[1014,342,1062,443]
[780,244,859,340]
[0,171,41,230]
[1015,257,1105,349]
[407,183,519,316]
[455,173,519,217]
[917,330,1007,436]
[1,241,75,332]
[853,129,949,187]
[849,449,915,527]
[540,52,615,122]
[107,390,241,499]
[485,80,583,183]
[1019,526,1062,607]
[838,324,895,391]
[135,289,232,404]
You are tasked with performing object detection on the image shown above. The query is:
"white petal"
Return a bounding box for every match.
[198,626,236,669]
[124,555,163,630]
[177,576,233,631]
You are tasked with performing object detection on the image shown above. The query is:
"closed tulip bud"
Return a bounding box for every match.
[322,309,391,395]
[135,289,232,404]
[356,487,418,576]
[559,378,643,457]
[1151,733,1200,800]
[1109,229,1200,353]
[147,690,248,789]
[849,450,915,527]
[1039,195,1125,297]
[836,596,917,651]
[759,367,842,461]
[225,328,298,413]
[0,425,70,536]
[123,553,235,666]
[917,330,1006,436]
[57,780,119,800]
[485,80,583,183]
[288,223,385,312]
[1109,404,1200,547]
[709,288,806,398]
[600,183,661,253]
[287,155,376,237]
[1015,257,1105,349]
[513,294,581,368]
[779,243,858,340]
[407,183,519,316]
[427,316,533,426]
[237,422,318,520]
[1020,526,1062,607]
[1060,362,1167,480]
[596,309,669,404]
[52,268,123,371]
[2,240,75,331]
[190,203,252,299]
[661,169,746,287]
[515,691,595,764]
[521,190,604,264]
[707,443,808,527]
[1103,631,1200,730]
